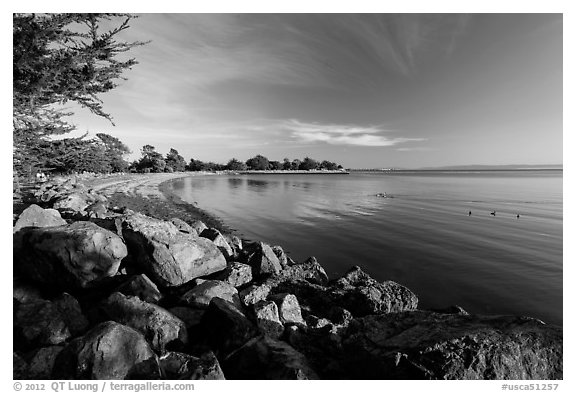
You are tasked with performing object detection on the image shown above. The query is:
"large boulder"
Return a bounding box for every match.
[270,293,305,324]
[223,336,319,379]
[14,299,71,348]
[52,192,92,213]
[200,228,234,260]
[120,213,226,287]
[244,242,282,277]
[53,321,160,380]
[13,204,66,233]
[27,346,64,379]
[254,300,284,338]
[340,311,563,380]
[160,351,225,380]
[15,221,127,290]
[99,292,188,352]
[180,280,241,309]
[52,293,89,337]
[170,218,197,236]
[330,266,418,315]
[199,298,258,357]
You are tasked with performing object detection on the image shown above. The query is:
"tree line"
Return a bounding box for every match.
[130,149,343,173]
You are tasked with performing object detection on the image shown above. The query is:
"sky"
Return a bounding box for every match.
[67,13,563,169]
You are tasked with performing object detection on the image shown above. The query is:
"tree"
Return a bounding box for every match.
[299,157,319,170]
[246,155,270,171]
[186,158,204,172]
[13,13,146,177]
[282,158,291,170]
[320,160,339,170]
[165,148,186,172]
[95,133,131,172]
[291,159,301,171]
[268,160,282,170]
[226,158,247,171]
[137,145,166,173]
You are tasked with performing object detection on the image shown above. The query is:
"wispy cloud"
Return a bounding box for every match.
[277,119,425,147]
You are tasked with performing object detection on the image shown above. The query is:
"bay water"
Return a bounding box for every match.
[167,170,563,326]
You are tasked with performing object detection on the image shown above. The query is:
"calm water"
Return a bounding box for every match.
[167,171,563,326]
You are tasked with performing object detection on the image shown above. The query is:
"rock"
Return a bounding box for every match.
[199,298,258,357]
[270,293,305,324]
[14,299,71,348]
[13,279,43,303]
[224,336,319,379]
[86,201,108,218]
[115,274,163,304]
[13,204,66,233]
[245,242,282,277]
[13,352,28,379]
[341,311,563,380]
[52,293,89,336]
[276,256,329,286]
[99,292,188,352]
[27,346,64,379]
[160,351,225,380]
[53,321,161,380]
[168,307,205,331]
[239,283,272,306]
[189,220,208,235]
[170,218,197,235]
[431,305,469,315]
[15,221,128,289]
[121,213,226,287]
[180,280,241,309]
[52,192,91,213]
[272,245,289,268]
[330,266,418,316]
[254,301,284,338]
[200,228,234,259]
[212,262,253,288]
[229,236,243,252]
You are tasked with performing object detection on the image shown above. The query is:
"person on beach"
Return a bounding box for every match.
[468,210,472,216]
[491,211,496,216]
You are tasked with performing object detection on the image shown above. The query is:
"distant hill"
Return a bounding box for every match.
[415,164,562,171]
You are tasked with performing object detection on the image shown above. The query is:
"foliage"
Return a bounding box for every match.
[165,148,187,172]
[226,158,248,171]
[135,145,166,173]
[246,155,270,171]
[13,13,145,177]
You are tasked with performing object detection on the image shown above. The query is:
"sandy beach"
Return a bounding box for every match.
[84,172,229,233]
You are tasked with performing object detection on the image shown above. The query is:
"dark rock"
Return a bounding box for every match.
[13,279,43,303]
[340,311,563,380]
[53,321,161,380]
[331,266,418,316]
[27,346,64,379]
[270,293,305,324]
[115,274,163,304]
[245,242,282,277]
[212,262,253,288]
[52,293,89,336]
[15,221,127,290]
[13,352,28,379]
[200,228,234,260]
[99,292,188,352]
[224,336,319,379]
[121,213,226,287]
[254,300,284,338]
[160,351,225,380]
[199,298,258,357]
[13,204,66,233]
[14,299,71,347]
[431,305,469,315]
[168,307,205,331]
[180,280,241,309]
[276,256,329,286]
